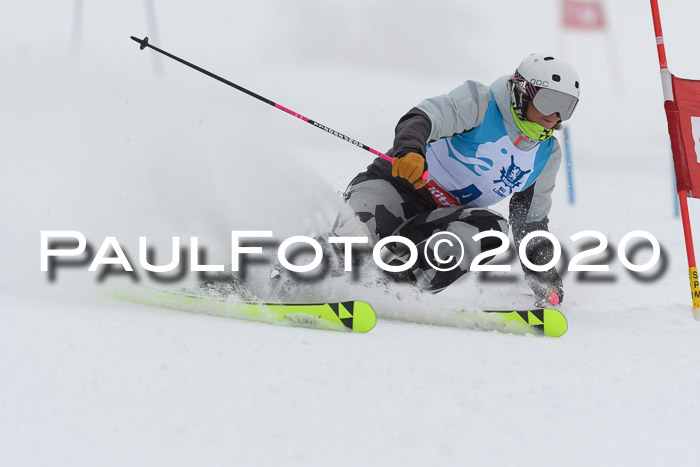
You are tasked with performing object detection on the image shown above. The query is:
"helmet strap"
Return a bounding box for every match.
[509,78,529,121]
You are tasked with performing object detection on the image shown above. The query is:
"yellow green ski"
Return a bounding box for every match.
[111,287,565,337]
[112,286,376,333]
[480,308,568,338]
[380,306,568,337]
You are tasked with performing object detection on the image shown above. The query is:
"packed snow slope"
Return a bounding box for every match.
[3,1,700,466]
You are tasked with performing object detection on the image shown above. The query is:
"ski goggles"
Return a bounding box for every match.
[531,87,579,121]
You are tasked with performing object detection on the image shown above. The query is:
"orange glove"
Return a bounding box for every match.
[391,152,427,189]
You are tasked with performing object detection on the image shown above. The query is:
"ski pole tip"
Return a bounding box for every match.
[547,292,560,306]
[130,36,149,50]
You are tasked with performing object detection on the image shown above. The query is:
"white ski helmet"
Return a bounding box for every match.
[510,54,580,121]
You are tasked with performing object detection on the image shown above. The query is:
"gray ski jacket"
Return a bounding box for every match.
[363,75,563,290]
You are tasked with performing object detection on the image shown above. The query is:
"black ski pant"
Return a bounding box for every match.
[333,178,508,292]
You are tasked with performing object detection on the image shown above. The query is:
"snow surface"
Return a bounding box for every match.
[3,0,700,465]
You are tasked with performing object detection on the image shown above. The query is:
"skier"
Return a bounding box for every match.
[331,54,580,307]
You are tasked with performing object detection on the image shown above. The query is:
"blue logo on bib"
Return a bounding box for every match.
[493,155,531,195]
[445,140,493,176]
[450,184,483,204]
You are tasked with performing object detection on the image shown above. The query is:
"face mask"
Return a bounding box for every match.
[510,104,554,141]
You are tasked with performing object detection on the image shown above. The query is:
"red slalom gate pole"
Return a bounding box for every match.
[649,0,700,316]
[130,36,429,182]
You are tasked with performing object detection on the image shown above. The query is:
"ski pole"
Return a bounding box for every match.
[130,36,429,181]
